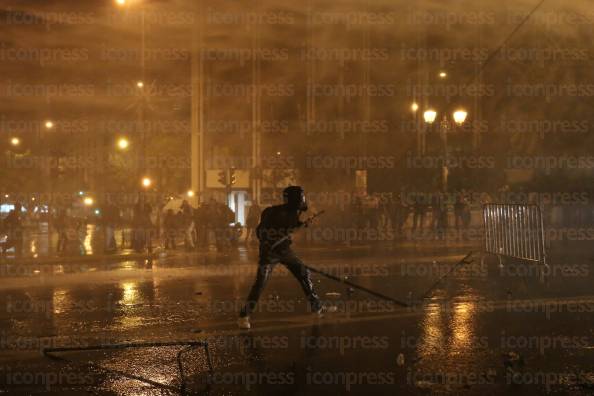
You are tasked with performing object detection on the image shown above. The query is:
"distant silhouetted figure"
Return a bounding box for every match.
[54,208,68,253]
[454,193,471,239]
[102,198,120,253]
[133,197,153,253]
[180,200,195,250]
[1,203,23,257]
[193,203,208,248]
[163,209,177,249]
[391,193,409,236]
[431,192,448,240]
[214,201,234,252]
[245,202,261,243]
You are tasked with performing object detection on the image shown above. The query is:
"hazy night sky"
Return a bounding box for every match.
[1,0,593,158]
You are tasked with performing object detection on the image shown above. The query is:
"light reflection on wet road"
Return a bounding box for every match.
[0,245,593,394]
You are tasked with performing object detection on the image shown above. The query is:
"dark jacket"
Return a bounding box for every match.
[2,210,22,239]
[256,204,303,250]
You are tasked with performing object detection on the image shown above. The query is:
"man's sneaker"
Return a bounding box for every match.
[314,307,325,318]
[237,316,251,330]
[315,305,337,318]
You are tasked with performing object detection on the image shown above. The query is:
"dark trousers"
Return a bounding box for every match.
[133,227,152,253]
[240,247,321,317]
[196,225,207,247]
[164,229,176,249]
[214,226,230,251]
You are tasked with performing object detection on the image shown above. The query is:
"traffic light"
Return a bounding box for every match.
[229,168,236,186]
[217,169,227,186]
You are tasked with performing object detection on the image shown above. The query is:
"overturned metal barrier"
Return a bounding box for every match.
[483,203,548,267]
[43,340,213,395]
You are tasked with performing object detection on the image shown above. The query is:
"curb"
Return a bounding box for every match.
[0,251,162,266]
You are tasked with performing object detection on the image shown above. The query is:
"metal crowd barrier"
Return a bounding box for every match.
[483,203,548,267]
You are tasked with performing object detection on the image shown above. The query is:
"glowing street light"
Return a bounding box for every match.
[423,109,437,124]
[141,177,152,188]
[439,71,447,78]
[187,190,195,198]
[117,137,130,150]
[10,137,20,146]
[411,102,419,112]
[136,81,144,88]
[83,197,94,206]
[45,120,54,129]
[453,109,468,125]
[115,0,126,5]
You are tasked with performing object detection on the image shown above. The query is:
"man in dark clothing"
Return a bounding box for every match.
[389,193,409,238]
[204,198,219,248]
[163,209,177,249]
[1,203,23,257]
[101,198,120,253]
[54,208,68,254]
[214,201,234,252]
[238,186,322,329]
[132,197,153,253]
[180,200,195,250]
[432,192,448,240]
[454,192,470,239]
[193,203,207,248]
[244,202,261,243]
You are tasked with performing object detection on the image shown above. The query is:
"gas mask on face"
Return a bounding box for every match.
[283,186,308,212]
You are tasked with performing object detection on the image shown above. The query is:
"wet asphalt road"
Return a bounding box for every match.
[0,243,593,395]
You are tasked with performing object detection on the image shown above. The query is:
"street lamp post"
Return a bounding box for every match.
[440,115,451,192]
[43,120,55,243]
[423,109,437,153]
[421,108,468,192]
[410,103,422,155]
[423,110,437,173]
[116,0,147,181]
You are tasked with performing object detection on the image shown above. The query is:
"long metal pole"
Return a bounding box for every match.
[418,251,474,300]
[140,6,146,179]
[304,264,410,308]
[191,0,205,204]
